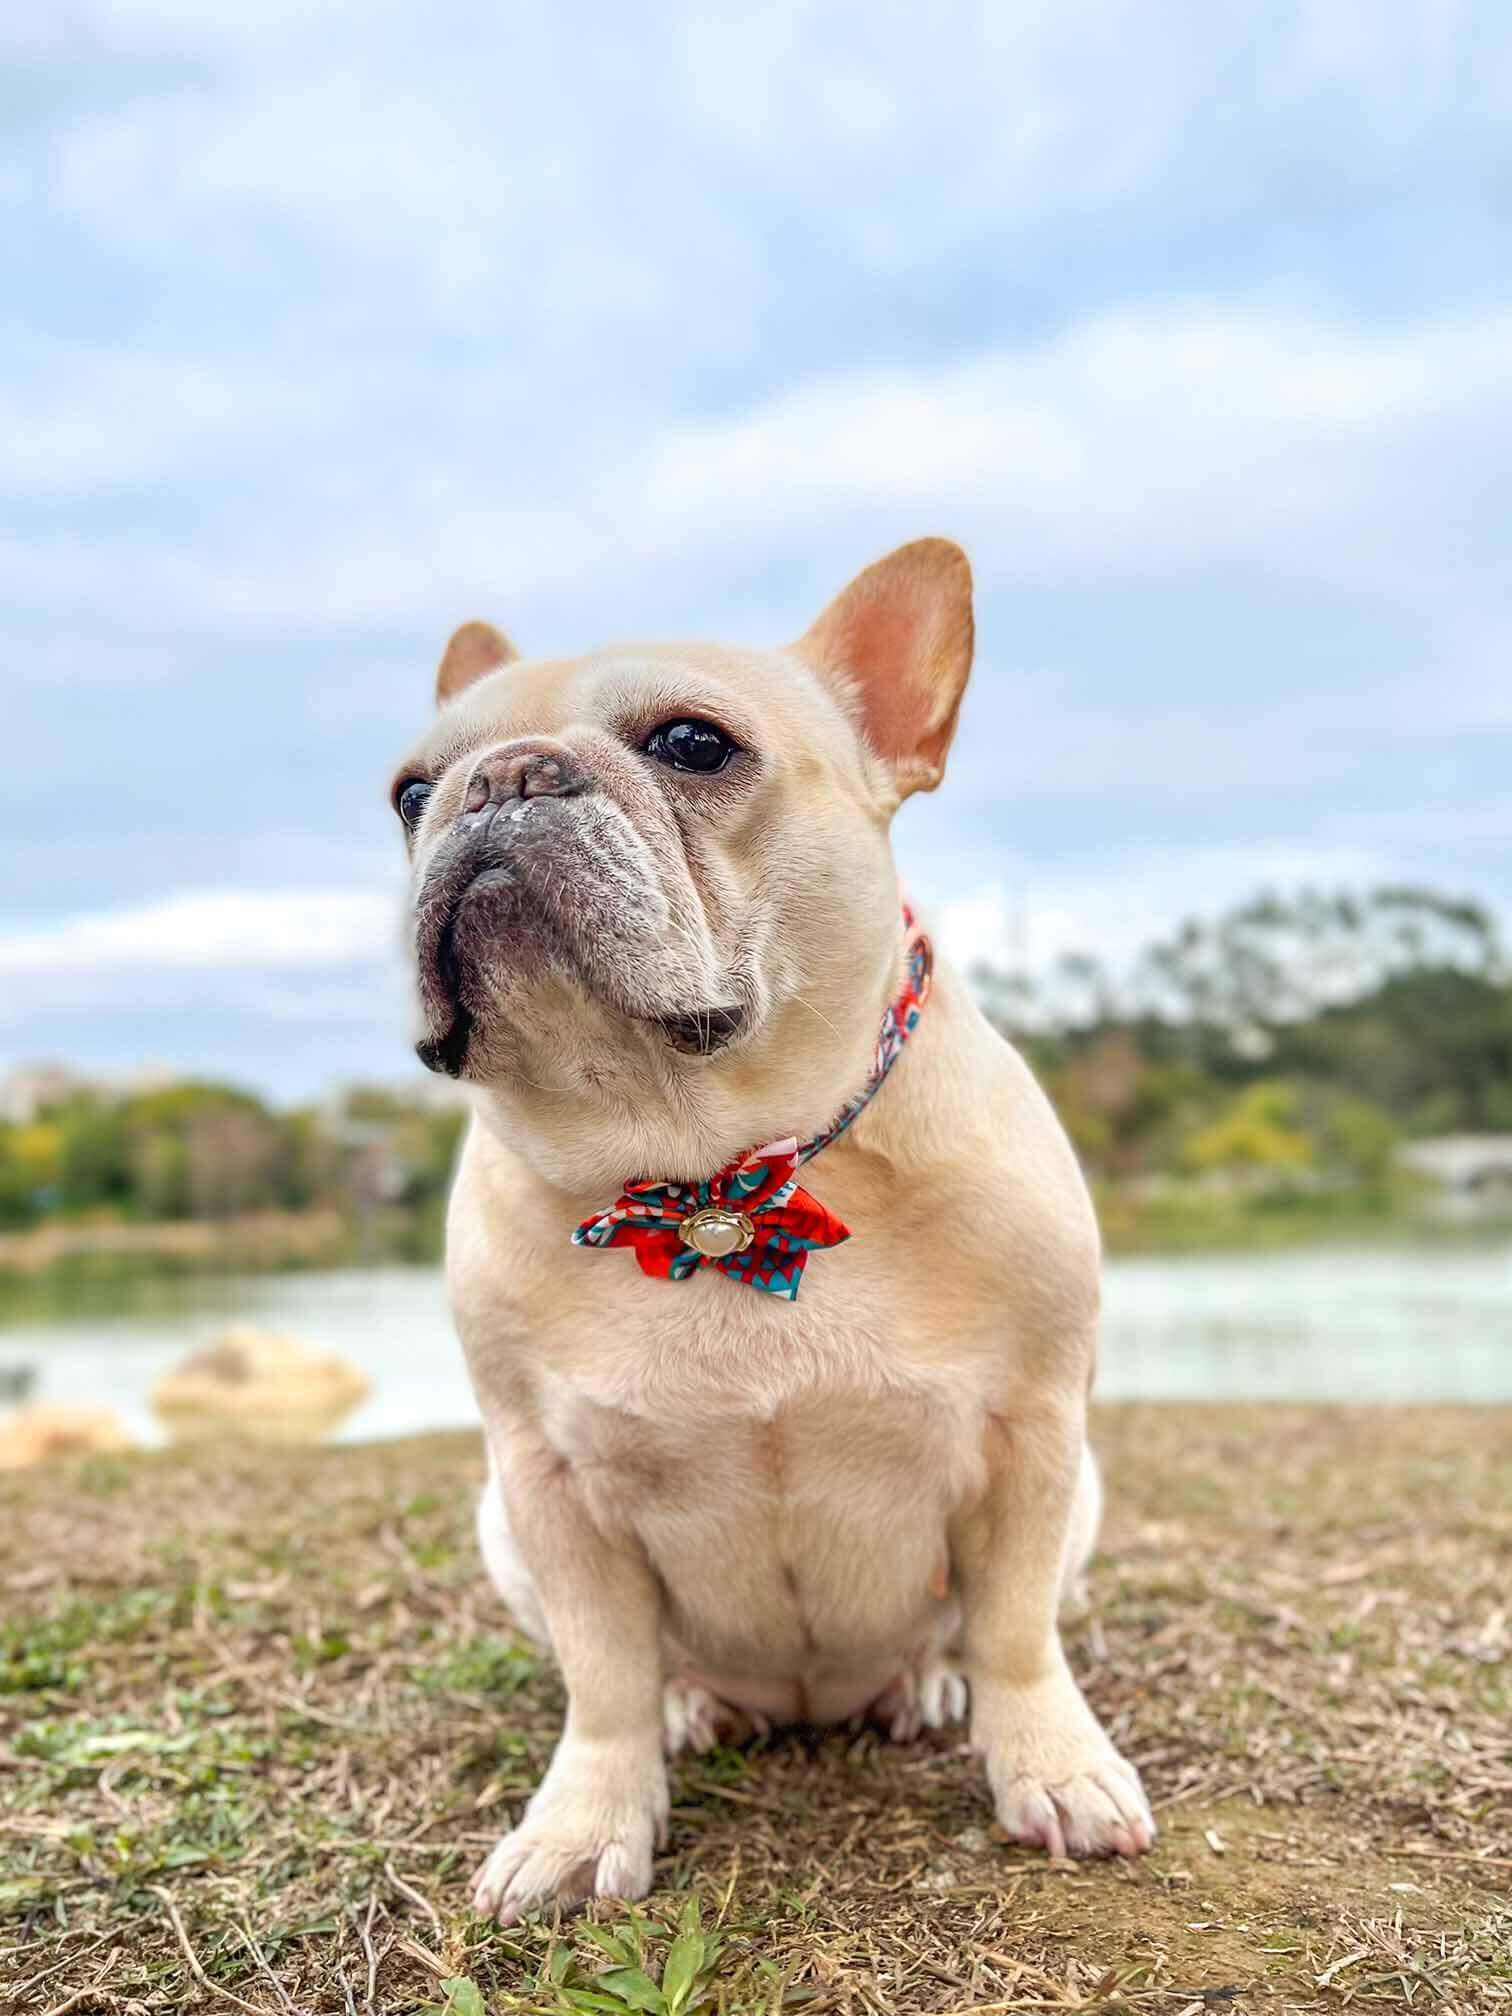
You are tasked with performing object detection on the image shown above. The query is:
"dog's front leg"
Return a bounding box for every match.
[471,1428,668,1923]
[952,1400,1155,1859]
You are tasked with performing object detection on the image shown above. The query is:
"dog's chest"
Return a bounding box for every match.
[534,1285,988,1531]
[549,1365,978,1561]
[537,1239,987,1414]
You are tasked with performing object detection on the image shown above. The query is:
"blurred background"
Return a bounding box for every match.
[3,2,1510,1455]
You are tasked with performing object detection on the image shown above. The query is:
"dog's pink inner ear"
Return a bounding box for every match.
[795,538,974,800]
[435,621,519,706]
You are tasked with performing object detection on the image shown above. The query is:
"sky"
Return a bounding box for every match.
[4,2,1511,1100]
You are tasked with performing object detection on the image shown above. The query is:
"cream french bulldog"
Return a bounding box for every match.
[391,539,1154,1923]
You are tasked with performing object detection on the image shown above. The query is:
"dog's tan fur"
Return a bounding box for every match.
[391,540,1154,1923]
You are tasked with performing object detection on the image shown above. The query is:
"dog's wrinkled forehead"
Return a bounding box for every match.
[398,642,861,794]
[396,539,977,821]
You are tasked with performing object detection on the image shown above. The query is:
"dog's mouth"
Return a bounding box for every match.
[412,864,508,1078]
[415,1010,475,1079]
[412,844,747,1079]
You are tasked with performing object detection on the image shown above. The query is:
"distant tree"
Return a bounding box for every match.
[1130,887,1502,1041]
[54,1082,287,1221]
[1314,1094,1399,1187]
[129,1130,189,1218]
[57,1098,134,1213]
[3,1071,467,1251]
[1181,1082,1314,1176]
[184,1105,279,1218]
[1274,967,1512,1132]
[975,884,1512,1144]
[0,1122,65,1227]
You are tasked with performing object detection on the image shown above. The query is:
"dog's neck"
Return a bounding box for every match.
[466,921,931,1202]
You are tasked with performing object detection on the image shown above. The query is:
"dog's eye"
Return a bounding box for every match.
[395,778,434,827]
[643,719,739,774]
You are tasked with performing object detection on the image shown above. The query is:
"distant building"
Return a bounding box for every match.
[0,1063,88,1125]
[0,1060,179,1125]
[323,1074,471,1120]
[1396,1135,1512,1211]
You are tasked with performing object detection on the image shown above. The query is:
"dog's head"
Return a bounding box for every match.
[391,539,974,1185]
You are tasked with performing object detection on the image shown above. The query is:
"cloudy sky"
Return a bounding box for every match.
[5,3,1510,1098]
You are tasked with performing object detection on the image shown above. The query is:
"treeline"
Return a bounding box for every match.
[0,1080,465,1251]
[974,886,1512,1245]
[1,886,1506,1261]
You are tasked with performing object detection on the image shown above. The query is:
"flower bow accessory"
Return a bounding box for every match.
[572,911,932,1300]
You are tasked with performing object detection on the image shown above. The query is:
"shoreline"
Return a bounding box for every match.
[2,1197,1506,1303]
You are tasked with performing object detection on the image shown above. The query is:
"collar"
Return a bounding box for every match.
[572,904,932,1300]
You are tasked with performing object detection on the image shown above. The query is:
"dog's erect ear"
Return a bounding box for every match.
[435,621,518,706]
[794,538,974,803]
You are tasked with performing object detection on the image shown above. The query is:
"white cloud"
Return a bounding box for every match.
[15,297,1502,634]
[631,303,1511,595]
[0,349,353,494]
[929,843,1396,977]
[0,838,1399,991]
[0,888,399,976]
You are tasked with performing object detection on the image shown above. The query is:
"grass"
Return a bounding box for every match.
[1,1407,1508,2012]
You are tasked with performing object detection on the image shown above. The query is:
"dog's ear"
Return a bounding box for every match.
[794,538,974,803]
[435,621,518,706]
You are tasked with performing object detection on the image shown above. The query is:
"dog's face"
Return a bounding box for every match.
[391,539,974,1185]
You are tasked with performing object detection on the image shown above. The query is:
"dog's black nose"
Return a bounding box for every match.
[462,740,587,814]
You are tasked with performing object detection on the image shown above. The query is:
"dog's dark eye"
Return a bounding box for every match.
[643,719,738,774]
[395,778,434,827]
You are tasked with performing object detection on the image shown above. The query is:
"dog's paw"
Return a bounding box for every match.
[663,1677,721,1756]
[471,1805,661,1923]
[989,1753,1154,1859]
[875,1657,969,1741]
[662,1677,763,1756]
[919,1657,969,1731]
[471,1739,668,1923]
[975,1672,1155,1860]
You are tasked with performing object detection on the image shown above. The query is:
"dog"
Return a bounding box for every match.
[391,538,1154,1923]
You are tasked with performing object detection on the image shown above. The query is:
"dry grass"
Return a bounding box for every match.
[2,1406,1508,2013]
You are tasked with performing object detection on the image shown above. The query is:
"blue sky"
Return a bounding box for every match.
[4,2,1510,1098]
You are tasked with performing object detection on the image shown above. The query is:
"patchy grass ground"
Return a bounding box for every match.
[2,1407,1508,2014]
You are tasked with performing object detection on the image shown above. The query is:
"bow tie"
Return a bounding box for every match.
[571,911,932,1300]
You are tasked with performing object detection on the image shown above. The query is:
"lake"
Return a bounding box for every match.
[1,1242,1508,1447]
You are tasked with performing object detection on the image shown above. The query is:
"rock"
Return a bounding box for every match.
[151,1325,370,1445]
[0,1402,134,1469]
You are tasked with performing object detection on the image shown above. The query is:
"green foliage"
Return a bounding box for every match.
[410,1633,541,1698]
[0,1120,65,1226]
[0,1075,466,1251]
[1181,1081,1314,1174]
[979,883,1512,1245]
[428,1982,487,2016]
[547,1899,730,2016]
[1316,1093,1399,1185]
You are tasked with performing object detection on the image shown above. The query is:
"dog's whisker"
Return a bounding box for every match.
[791,993,846,1042]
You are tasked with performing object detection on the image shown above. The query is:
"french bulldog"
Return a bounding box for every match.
[391,538,1154,1923]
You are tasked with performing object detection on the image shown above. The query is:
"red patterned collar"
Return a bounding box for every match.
[571,907,932,1300]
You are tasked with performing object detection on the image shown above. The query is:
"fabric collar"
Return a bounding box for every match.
[571,904,932,1300]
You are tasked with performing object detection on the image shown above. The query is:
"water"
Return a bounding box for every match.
[0,1242,1508,1447]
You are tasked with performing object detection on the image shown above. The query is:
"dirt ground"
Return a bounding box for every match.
[2,1405,1508,2013]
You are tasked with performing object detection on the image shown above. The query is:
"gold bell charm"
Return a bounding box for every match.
[678,1206,756,1259]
